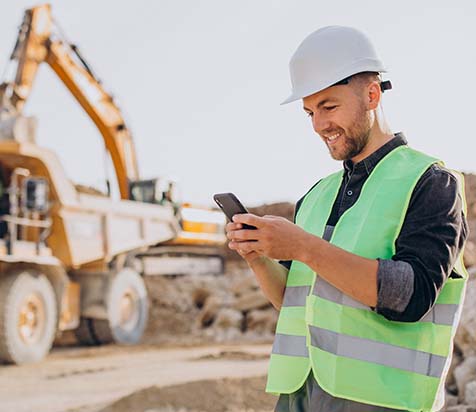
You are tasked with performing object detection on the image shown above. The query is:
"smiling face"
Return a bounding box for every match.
[303,74,381,162]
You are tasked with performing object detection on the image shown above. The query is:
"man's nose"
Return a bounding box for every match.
[312,114,330,134]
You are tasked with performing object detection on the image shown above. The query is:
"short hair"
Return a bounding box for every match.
[333,71,381,88]
[351,71,381,87]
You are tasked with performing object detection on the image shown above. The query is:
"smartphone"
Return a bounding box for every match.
[213,192,257,230]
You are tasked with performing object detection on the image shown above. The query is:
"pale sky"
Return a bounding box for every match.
[0,1,475,207]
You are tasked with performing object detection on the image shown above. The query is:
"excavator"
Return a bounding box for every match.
[0,4,226,364]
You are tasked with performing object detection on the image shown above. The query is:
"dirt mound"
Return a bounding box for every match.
[248,202,295,222]
[460,174,476,267]
[464,173,476,220]
[97,375,275,412]
[143,260,277,347]
[191,350,269,361]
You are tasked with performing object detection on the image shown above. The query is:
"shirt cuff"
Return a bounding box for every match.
[376,258,414,313]
[279,260,292,270]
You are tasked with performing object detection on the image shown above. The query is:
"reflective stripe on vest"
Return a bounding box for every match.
[281,285,310,307]
[272,333,309,357]
[266,145,468,412]
[313,277,460,326]
[308,325,446,378]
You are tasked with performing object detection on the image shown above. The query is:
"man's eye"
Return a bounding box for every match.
[306,112,313,117]
[324,106,337,111]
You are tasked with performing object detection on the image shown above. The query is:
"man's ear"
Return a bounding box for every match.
[367,81,381,110]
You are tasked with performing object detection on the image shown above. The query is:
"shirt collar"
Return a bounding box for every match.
[343,132,408,176]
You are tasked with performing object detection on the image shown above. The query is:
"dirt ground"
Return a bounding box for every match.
[99,375,273,412]
[0,259,278,412]
[0,343,276,412]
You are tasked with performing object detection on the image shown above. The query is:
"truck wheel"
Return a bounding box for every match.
[92,268,148,345]
[0,271,57,364]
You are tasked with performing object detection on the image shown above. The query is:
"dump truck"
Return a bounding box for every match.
[0,4,226,364]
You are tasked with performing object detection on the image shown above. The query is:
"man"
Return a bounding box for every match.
[226,26,468,412]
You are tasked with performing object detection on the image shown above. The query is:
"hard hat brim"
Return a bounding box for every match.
[281,61,388,105]
[280,93,301,105]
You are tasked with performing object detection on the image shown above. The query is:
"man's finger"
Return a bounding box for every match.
[229,240,260,253]
[231,228,260,241]
[232,213,263,227]
[226,222,242,232]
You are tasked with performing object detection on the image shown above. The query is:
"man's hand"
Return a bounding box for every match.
[226,213,308,261]
[225,215,292,310]
[226,213,378,307]
[225,220,262,264]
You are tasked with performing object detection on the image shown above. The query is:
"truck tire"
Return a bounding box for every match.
[91,268,148,345]
[0,271,57,364]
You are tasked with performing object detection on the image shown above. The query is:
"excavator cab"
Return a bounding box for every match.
[129,178,225,246]
[22,177,49,213]
[129,178,177,206]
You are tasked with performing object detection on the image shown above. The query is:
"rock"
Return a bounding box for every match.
[447,350,464,388]
[230,275,259,296]
[464,240,476,268]
[455,278,476,358]
[191,286,211,309]
[454,357,476,402]
[208,326,243,343]
[197,296,222,328]
[445,393,458,408]
[249,203,295,224]
[213,308,243,329]
[464,174,476,219]
[465,380,476,406]
[445,406,473,412]
[246,308,278,333]
[233,290,270,312]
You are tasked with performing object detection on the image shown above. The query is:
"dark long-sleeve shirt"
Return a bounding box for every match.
[279,133,468,322]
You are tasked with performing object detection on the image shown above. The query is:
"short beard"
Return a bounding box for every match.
[336,128,370,161]
[328,104,371,161]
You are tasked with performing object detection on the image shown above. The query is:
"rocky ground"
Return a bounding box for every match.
[98,376,274,412]
[446,174,476,411]
[142,260,277,348]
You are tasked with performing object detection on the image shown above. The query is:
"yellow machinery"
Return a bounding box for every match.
[0,4,225,364]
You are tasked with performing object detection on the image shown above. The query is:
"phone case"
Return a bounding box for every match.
[213,193,257,229]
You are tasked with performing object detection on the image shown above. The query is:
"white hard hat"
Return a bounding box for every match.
[281,26,391,105]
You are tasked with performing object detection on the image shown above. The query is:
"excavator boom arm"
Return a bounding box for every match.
[0,4,139,199]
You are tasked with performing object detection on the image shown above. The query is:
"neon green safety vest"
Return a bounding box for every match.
[266,145,468,412]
